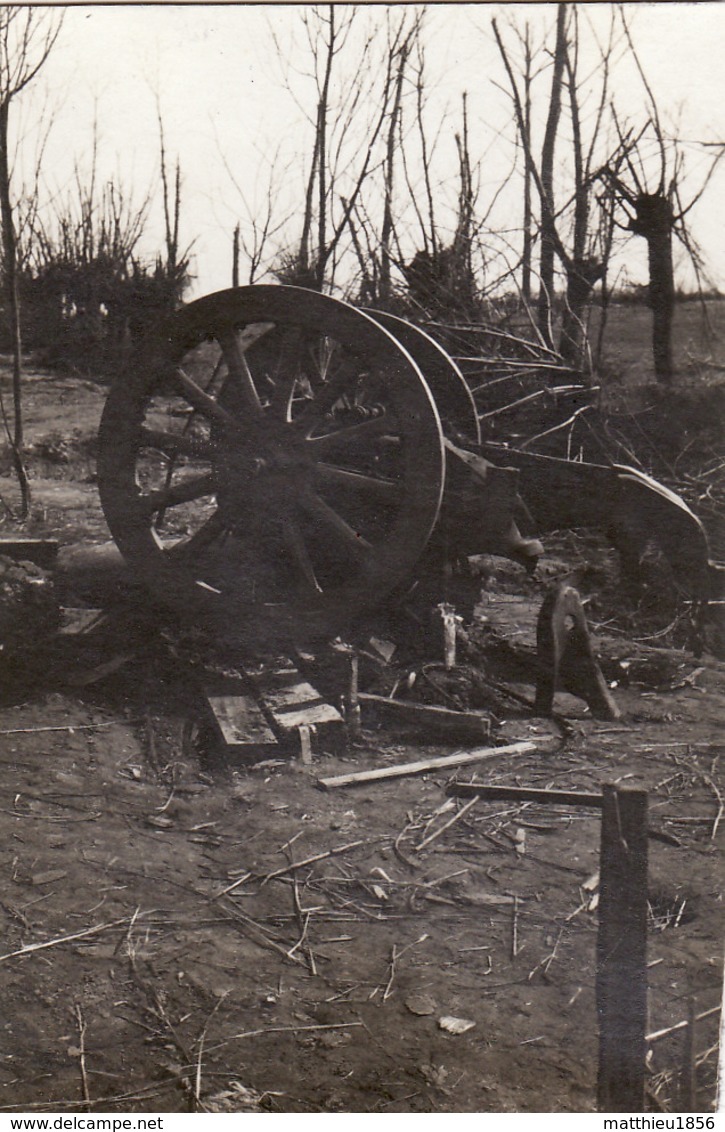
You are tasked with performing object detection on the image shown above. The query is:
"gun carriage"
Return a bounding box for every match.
[96,285,722,647]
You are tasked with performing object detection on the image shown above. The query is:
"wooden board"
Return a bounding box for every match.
[318,740,539,790]
[203,677,278,757]
[359,692,491,743]
[58,608,107,636]
[244,658,345,751]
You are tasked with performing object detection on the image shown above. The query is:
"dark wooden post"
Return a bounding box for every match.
[597,785,649,1112]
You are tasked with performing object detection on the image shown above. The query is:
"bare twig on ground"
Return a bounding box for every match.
[204,1022,363,1056]
[218,899,306,965]
[414,797,479,852]
[0,722,139,736]
[74,1004,91,1110]
[0,918,128,963]
[645,1005,720,1044]
[194,994,227,1112]
[383,933,429,1001]
[512,896,520,958]
[260,840,367,885]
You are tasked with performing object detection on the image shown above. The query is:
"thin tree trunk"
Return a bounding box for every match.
[232,223,240,288]
[522,24,533,304]
[537,2,567,347]
[0,98,30,516]
[648,224,675,383]
[631,193,675,383]
[380,38,408,305]
[315,5,335,291]
[559,31,600,369]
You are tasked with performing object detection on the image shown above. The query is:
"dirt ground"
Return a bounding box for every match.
[0,361,722,1115]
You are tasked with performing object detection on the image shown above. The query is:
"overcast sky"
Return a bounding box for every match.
[17,2,725,299]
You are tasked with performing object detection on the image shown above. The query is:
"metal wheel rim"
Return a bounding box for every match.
[363,309,481,444]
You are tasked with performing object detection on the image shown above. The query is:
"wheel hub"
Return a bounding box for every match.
[215,425,312,531]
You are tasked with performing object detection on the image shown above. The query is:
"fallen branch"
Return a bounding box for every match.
[383,934,429,1001]
[74,1004,91,1110]
[260,840,367,885]
[414,797,479,852]
[0,722,138,736]
[0,918,127,963]
[519,404,593,451]
[317,741,540,790]
[646,1005,720,1044]
[205,1022,363,1056]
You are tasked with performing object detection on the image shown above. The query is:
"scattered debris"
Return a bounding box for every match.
[405,993,437,1016]
[438,1016,476,1035]
[31,868,69,886]
[414,797,479,852]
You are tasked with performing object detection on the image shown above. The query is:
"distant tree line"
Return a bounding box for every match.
[7,167,190,378]
[230,4,723,385]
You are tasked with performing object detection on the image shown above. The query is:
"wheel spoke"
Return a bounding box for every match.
[305,412,397,453]
[139,472,217,516]
[298,489,372,559]
[293,358,368,432]
[139,427,216,461]
[173,367,242,431]
[268,325,303,419]
[314,462,401,504]
[283,518,323,593]
[165,510,227,559]
[218,329,264,416]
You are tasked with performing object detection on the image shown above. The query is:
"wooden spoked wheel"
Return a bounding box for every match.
[364,310,481,445]
[98,286,445,644]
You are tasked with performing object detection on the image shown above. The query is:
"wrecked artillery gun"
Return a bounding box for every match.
[96,285,724,649]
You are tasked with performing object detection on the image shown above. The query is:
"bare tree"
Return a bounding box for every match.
[0,6,62,515]
[537,1,567,347]
[493,6,620,373]
[597,10,725,384]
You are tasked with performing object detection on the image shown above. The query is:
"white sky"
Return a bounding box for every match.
[14,2,725,299]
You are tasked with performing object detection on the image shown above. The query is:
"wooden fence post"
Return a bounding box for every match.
[597,784,649,1112]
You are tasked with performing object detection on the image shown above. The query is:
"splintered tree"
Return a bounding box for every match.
[0,6,62,515]
[597,12,724,385]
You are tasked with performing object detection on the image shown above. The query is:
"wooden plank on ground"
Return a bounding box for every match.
[203,677,278,757]
[244,658,344,751]
[317,740,540,790]
[58,608,107,636]
[359,692,490,744]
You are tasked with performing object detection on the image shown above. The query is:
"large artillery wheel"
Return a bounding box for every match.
[98,285,445,644]
[364,310,481,444]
